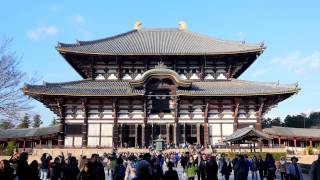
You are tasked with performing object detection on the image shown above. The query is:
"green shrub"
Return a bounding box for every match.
[6,141,16,156]
[305,145,314,155]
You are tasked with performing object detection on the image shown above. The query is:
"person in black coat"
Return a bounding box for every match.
[234,155,249,180]
[90,154,105,180]
[206,155,218,180]
[63,156,80,180]
[0,159,14,180]
[16,152,31,180]
[221,158,232,180]
[29,160,40,180]
[163,162,179,180]
[51,157,63,180]
[257,154,265,180]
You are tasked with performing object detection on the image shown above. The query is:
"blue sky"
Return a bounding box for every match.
[1,1,320,125]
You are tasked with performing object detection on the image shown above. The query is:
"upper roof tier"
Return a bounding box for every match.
[56,28,265,55]
[23,79,299,97]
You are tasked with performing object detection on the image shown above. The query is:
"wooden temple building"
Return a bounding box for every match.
[18,23,301,148]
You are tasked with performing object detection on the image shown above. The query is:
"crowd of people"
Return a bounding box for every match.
[0,150,319,180]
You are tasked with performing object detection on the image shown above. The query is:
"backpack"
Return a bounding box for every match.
[118,164,126,177]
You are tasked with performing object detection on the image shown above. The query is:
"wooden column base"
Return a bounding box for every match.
[204,123,209,146]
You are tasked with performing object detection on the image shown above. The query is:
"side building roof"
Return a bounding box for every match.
[263,126,320,139]
[0,125,60,140]
[23,79,299,97]
[56,28,265,55]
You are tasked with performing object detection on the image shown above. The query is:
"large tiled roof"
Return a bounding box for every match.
[0,125,60,140]
[23,79,299,97]
[225,126,271,142]
[56,28,264,55]
[263,126,320,139]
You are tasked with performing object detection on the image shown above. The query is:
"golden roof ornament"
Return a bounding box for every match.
[178,21,187,31]
[134,21,142,30]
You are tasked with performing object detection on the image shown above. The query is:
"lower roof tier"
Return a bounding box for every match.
[23,79,299,97]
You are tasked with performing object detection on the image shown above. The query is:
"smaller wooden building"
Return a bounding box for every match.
[0,125,60,151]
[263,126,320,148]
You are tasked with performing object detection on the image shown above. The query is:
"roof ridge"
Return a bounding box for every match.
[231,79,298,88]
[7,124,60,131]
[57,30,138,47]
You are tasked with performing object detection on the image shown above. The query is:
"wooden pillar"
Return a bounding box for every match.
[309,139,313,147]
[57,99,65,147]
[183,123,186,144]
[166,124,170,145]
[112,98,119,148]
[204,99,209,146]
[256,100,264,131]
[204,123,209,146]
[196,123,201,145]
[119,124,123,148]
[173,123,177,147]
[81,98,88,147]
[174,97,179,147]
[278,137,281,147]
[294,138,297,148]
[23,139,26,151]
[39,138,42,148]
[135,124,138,148]
[233,99,240,131]
[141,124,146,148]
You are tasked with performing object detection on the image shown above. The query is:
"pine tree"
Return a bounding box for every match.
[17,114,31,128]
[0,120,15,129]
[51,118,59,125]
[32,114,42,128]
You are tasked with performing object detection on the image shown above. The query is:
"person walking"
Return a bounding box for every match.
[0,159,14,180]
[29,160,40,180]
[234,155,249,180]
[257,154,265,180]
[250,155,259,180]
[206,155,218,180]
[40,153,50,180]
[310,154,320,180]
[279,156,287,180]
[163,161,179,180]
[91,154,105,180]
[265,153,276,180]
[287,157,304,180]
[16,152,31,180]
[125,155,137,180]
[185,155,197,180]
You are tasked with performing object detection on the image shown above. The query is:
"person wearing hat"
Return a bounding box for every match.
[310,154,320,180]
[287,156,304,180]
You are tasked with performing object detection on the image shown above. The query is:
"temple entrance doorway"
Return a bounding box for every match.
[121,124,139,148]
[185,124,197,145]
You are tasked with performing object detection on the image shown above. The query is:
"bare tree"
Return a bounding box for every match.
[0,36,33,124]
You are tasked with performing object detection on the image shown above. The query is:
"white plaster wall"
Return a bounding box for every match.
[209,124,221,136]
[65,136,73,147]
[211,137,221,144]
[88,124,100,136]
[74,136,82,147]
[88,137,100,147]
[222,124,234,136]
[101,124,113,136]
[101,137,113,147]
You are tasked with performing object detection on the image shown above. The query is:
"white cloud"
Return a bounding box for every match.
[27,26,58,40]
[270,51,320,75]
[71,15,85,26]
